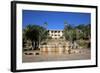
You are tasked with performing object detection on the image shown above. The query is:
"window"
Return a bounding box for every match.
[51,31,53,33]
[55,31,57,33]
[58,35,60,36]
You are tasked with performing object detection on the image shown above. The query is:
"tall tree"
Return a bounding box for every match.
[63,24,78,49]
[24,24,48,50]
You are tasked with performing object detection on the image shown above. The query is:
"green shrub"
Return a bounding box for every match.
[77,40,90,48]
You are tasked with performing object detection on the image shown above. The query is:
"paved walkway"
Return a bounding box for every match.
[22,49,91,63]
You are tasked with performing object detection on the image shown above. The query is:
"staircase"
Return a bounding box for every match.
[40,38,70,53]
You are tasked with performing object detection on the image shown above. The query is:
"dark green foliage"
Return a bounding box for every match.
[23,24,48,50]
[63,24,91,49]
[76,24,91,40]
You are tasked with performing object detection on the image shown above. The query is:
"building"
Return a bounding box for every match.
[48,30,63,39]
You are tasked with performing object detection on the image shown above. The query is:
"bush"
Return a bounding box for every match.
[77,40,90,49]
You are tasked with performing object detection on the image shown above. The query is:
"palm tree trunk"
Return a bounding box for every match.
[34,41,39,50]
[32,41,35,50]
[34,41,37,50]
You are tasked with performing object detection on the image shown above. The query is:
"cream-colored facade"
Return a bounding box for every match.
[48,30,63,39]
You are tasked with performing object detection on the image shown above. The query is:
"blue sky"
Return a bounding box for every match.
[22,10,91,30]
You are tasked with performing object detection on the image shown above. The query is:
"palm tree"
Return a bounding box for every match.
[63,23,91,49]
[24,24,48,50]
[76,24,91,40]
[63,23,77,49]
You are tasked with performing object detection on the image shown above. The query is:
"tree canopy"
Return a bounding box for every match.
[23,24,48,50]
[63,24,91,49]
